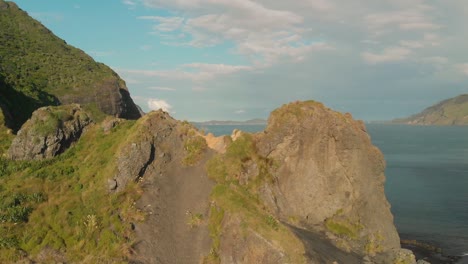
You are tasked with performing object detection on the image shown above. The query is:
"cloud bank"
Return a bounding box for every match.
[119,0,468,121]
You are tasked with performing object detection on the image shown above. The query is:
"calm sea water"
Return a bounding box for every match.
[198,124,468,257]
[367,124,468,257]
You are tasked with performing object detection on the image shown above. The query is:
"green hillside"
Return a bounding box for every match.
[0,0,141,130]
[393,94,468,125]
[0,119,142,262]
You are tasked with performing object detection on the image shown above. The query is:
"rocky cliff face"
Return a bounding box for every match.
[256,101,400,256]
[106,111,214,263]
[392,94,468,125]
[122,101,411,263]
[8,104,92,160]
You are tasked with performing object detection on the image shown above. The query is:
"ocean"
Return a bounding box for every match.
[198,123,468,258]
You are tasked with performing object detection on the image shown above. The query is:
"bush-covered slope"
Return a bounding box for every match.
[0,0,141,130]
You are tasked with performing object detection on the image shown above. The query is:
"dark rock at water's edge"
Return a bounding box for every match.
[401,240,462,264]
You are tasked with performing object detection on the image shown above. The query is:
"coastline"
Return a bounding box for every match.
[401,240,464,264]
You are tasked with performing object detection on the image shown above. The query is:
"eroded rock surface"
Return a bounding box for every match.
[123,102,413,263]
[8,104,92,160]
[113,111,214,263]
[256,101,401,257]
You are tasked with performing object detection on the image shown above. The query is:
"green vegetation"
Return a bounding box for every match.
[365,232,384,255]
[268,100,321,128]
[0,2,130,129]
[324,208,363,241]
[0,119,143,262]
[204,133,306,263]
[183,134,208,166]
[325,218,362,240]
[187,212,204,228]
[206,133,273,187]
[204,206,224,263]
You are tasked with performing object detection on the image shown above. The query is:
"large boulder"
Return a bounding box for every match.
[256,101,401,257]
[8,104,92,160]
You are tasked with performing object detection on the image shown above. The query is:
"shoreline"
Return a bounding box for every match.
[401,240,463,264]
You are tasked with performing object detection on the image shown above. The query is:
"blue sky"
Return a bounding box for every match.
[13,0,468,121]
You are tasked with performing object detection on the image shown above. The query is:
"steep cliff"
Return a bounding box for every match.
[200,101,409,264]
[392,94,468,125]
[0,0,141,130]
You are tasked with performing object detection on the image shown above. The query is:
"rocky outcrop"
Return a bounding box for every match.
[392,94,468,125]
[196,100,410,263]
[113,140,154,192]
[8,104,92,160]
[111,111,214,263]
[255,101,401,258]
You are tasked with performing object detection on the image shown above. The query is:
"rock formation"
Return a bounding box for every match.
[8,104,92,160]
[112,111,214,263]
[256,101,400,255]
[120,101,413,263]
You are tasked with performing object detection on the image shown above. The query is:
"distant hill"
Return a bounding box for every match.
[0,0,141,130]
[392,94,468,125]
[194,118,267,126]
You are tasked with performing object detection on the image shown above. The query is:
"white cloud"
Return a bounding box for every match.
[124,0,468,121]
[365,9,440,33]
[362,47,412,64]
[138,16,185,32]
[235,109,246,114]
[141,0,329,66]
[147,98,172,112]
[123,0,136,6]
[118,63,253,82]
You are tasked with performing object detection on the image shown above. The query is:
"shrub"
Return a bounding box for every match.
[183,135,207,166]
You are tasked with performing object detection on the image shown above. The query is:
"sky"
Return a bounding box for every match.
[12,0,468,122]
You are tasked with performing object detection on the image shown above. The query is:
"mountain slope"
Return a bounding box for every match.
[393,94,468,125]
[0,0,141,130]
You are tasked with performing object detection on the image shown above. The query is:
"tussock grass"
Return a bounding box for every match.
[0,119,142,262]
